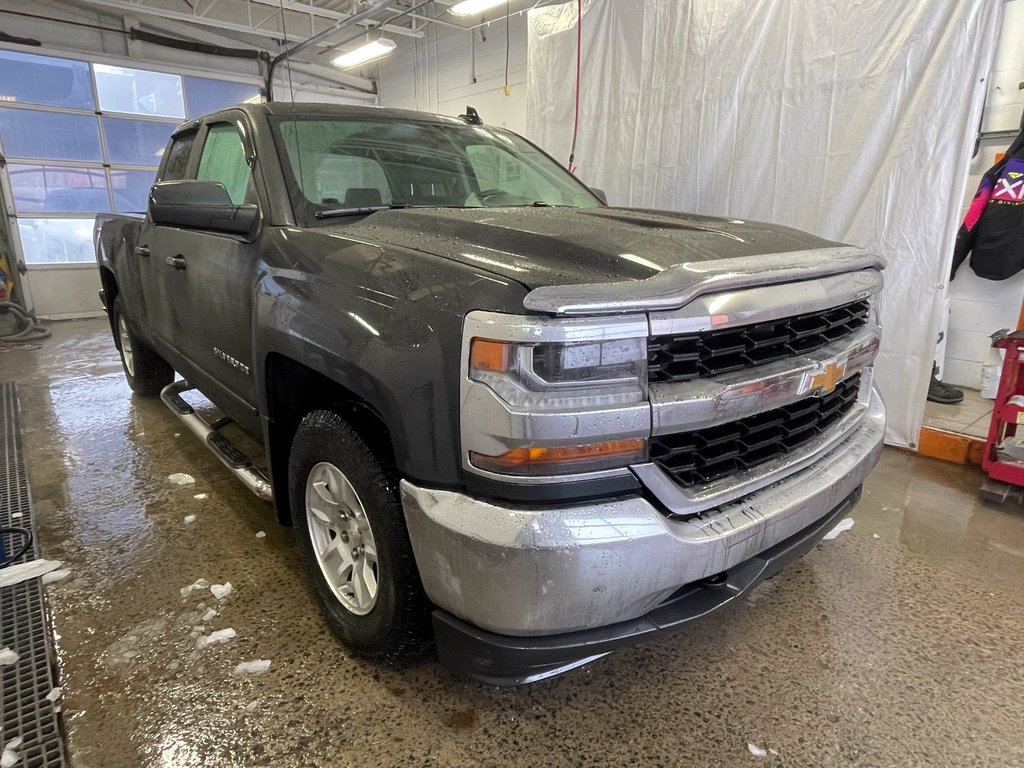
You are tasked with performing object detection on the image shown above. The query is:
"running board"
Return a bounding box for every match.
[159,380,274,501]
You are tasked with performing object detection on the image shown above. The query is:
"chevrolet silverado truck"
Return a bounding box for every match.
[95,102,885,685]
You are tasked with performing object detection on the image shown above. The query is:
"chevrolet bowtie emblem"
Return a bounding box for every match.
[802,360,847,395]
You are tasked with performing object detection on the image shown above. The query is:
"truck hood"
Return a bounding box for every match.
[320,206,841,289]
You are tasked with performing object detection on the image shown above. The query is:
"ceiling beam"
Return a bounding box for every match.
[71,0,314,44]
[247,0,423,37]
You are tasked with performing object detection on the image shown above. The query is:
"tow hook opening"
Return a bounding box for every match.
[700,571,728,587]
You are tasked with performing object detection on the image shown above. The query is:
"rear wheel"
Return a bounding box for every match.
[289,409,430,661]
[112,295,173,396]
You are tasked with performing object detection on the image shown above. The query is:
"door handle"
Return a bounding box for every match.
[134,245,150,257]
[165,255,187,270]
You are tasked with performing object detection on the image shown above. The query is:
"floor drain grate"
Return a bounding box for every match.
[0,381,68,767]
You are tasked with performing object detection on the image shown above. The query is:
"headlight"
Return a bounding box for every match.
[469,337,647,409]
[461,312,651,479]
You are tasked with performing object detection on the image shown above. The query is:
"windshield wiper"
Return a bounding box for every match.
[315,203,411,220]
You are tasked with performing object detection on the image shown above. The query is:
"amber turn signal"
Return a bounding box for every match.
[469,438,647,475]
[469,339,510,372]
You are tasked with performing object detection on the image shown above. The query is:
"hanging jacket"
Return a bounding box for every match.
[951,127,1024,281]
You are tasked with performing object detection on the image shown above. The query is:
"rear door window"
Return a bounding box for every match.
[159,131,196,181]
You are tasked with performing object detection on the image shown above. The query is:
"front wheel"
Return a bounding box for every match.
[112,295,173,396]
[289,409,430,661]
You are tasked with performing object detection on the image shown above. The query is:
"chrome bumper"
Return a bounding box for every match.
[401,387,885,637]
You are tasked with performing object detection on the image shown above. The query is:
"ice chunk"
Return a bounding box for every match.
[0,648,19,666]
[180,578,210,597]
[196,628,236,650]
[194,493,208,500]
[10,512,22,519]
[873,533,881,539]
[45,687,62,703]
[245,700,259,712]
[42,569,70,585]
[255,531,266,540]
[183,515,197,524]
[0,559,63,589]
[168,473,195,485]
[823,517,855,540]
[748,743,767,758]
[202,608,217,622]
[210,582,233,600]
[233,659,271,675]
[0,739,21,768]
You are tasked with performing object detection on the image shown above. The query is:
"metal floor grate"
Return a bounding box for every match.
[0,381,68,767]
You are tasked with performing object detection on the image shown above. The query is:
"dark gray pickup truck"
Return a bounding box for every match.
[95,102,885,684]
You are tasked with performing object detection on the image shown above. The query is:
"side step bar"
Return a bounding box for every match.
[160,380,274,501]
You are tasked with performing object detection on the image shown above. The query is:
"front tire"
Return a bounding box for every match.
[289,409,430,662]
[112,295,173,396]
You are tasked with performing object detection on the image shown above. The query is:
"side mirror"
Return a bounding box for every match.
[590,187,608,205]
[149,180,257,236]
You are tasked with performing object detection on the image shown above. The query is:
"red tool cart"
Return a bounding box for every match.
[981,329,1024,503]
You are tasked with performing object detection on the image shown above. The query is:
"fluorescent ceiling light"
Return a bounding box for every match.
[332,38,397,69]
[449,0,506,16]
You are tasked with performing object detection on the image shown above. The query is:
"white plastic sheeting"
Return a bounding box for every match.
[527,0,1002,447]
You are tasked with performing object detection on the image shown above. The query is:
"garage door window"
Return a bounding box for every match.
[0,48,262,265]
[0,50,93,109]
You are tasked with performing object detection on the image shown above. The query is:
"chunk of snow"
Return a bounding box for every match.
[245,700,259,712]
[194,493,208,500]
[255,531,266,540]
[168,473,195,485]
[210,582,233,600]
[180,578,210,597]
[0,559,63,589]
[196,628,236,650]
[183,515,197,524]
[202,608,217,622]
[45,687,62,703]
[1,748,18,768]
[748,743,767,758]
[823,517,855,540]
[10,512,22,519]
[3,740,21,752]
[872,533,881,539]
[0,648,19,666]
[233,659,271,675]
[41,569,70,585]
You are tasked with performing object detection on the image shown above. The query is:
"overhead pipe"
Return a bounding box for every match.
[266,0,395,100]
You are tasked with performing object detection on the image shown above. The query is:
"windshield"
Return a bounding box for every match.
[271,116,601,222]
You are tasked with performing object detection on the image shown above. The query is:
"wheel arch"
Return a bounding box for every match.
[263,352,395,526]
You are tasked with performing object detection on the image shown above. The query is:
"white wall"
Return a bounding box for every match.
[378,13,529,133]
[944,0,1024,388]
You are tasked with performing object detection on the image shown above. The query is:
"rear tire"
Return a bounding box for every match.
[112,295,173,396]
[289,409,431,662]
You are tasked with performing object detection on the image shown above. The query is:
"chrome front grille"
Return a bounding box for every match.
[649,373,862,487]
[647,299,871,384]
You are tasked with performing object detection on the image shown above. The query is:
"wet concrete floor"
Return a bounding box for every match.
[2,318,1024,767]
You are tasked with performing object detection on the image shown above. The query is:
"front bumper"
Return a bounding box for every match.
[400,387,884,683]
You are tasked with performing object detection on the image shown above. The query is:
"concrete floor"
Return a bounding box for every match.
[3,318,1024,768]
[923,387,994,439]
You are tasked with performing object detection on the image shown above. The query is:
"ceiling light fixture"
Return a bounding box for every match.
[448,0,506,16]
[332,37,397,69]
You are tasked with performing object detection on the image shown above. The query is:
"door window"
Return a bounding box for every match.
[159,132,197,182]
[197,123,253,205]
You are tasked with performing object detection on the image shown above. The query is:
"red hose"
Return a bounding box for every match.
[568,0,581,173]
